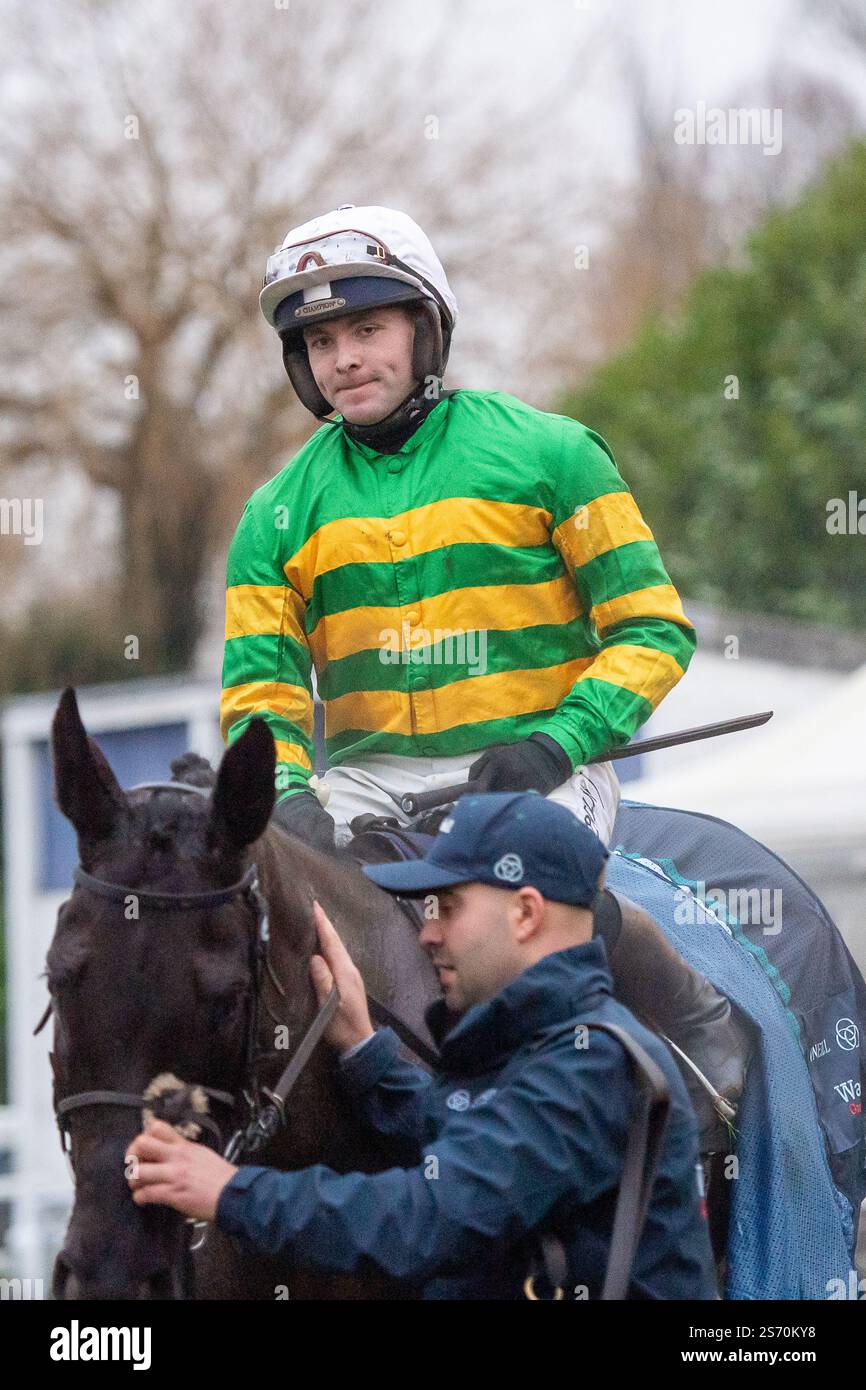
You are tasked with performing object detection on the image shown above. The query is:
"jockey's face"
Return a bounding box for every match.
[302,305,417,424]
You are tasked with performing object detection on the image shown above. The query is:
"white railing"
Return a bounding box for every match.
[0,1105,71,1281]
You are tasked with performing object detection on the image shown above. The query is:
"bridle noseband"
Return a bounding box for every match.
[51,780,338,1193]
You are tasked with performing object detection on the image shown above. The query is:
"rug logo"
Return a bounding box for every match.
[835,1018,859,1052]
[833,1078,861,1114]
[808,1039,830,1061]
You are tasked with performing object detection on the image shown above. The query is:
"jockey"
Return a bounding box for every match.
[220,206,748,1137]
[220,204,696,852]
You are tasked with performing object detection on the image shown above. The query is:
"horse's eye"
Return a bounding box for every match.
[194,960,248,1005]
[214,983,245,1005]
[50,964,88,996]
[207,985,247,1031]
[46,938,89,992]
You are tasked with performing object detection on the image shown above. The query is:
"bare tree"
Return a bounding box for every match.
[533,28,863,390]
[820,0,866,53]
[0,0,609,677]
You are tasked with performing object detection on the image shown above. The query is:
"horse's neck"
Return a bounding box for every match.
[253,828,434,1026]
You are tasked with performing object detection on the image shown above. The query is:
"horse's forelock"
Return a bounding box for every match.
[125,788,221,875]
[170,752,216,789]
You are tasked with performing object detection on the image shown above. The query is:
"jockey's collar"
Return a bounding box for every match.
[341,383,442,454]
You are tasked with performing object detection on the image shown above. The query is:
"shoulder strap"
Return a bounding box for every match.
[527,1018,671,1301]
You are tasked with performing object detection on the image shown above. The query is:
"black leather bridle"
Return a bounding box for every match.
[45,776,438,1270]
[49,781,341,1193]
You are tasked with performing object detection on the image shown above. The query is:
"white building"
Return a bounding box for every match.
[0,677,225,1281]
[629,602,866,973]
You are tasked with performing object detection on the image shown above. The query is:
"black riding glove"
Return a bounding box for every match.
[271,792,337,854]
[468,734,573,796]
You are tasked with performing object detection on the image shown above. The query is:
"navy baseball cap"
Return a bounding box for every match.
[362,791,609,907]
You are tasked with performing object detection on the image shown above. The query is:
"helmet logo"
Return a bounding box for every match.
[294,297,347,318]
[297,250,327,271]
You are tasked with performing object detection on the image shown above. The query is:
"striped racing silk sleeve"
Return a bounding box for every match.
[220,497,315,803]
[537,421,696,767]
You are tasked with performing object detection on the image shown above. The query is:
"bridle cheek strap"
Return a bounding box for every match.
[54,790,267,1175]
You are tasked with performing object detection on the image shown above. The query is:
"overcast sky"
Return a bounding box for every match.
[349,0,866,227]
[482,0,854,95]
[3,0,864,623]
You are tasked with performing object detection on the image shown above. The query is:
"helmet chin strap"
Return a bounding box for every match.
[280,297,452,435]
[340,381,443,454]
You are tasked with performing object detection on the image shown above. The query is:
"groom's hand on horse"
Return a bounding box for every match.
[125,1120,238,1222]
[309,900,375,1055]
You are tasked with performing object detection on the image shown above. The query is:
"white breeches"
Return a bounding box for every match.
[312,751,621,848]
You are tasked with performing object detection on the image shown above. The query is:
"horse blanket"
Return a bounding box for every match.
[610,798,865,1301]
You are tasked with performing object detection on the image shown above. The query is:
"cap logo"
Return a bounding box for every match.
[493,853,524,883]
[294,297,346,318]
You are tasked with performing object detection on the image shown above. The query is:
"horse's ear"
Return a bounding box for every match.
[51,687,126,840]
[208,720,276,853]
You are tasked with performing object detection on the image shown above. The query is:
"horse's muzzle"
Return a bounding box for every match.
[53,1250,192,1300]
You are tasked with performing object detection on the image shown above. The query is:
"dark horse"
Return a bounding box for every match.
[47,688,438,1299]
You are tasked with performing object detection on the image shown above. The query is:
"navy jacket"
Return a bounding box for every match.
[216,940,718,1299]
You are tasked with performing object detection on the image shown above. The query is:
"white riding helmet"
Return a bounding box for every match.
[260,204,458,417]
